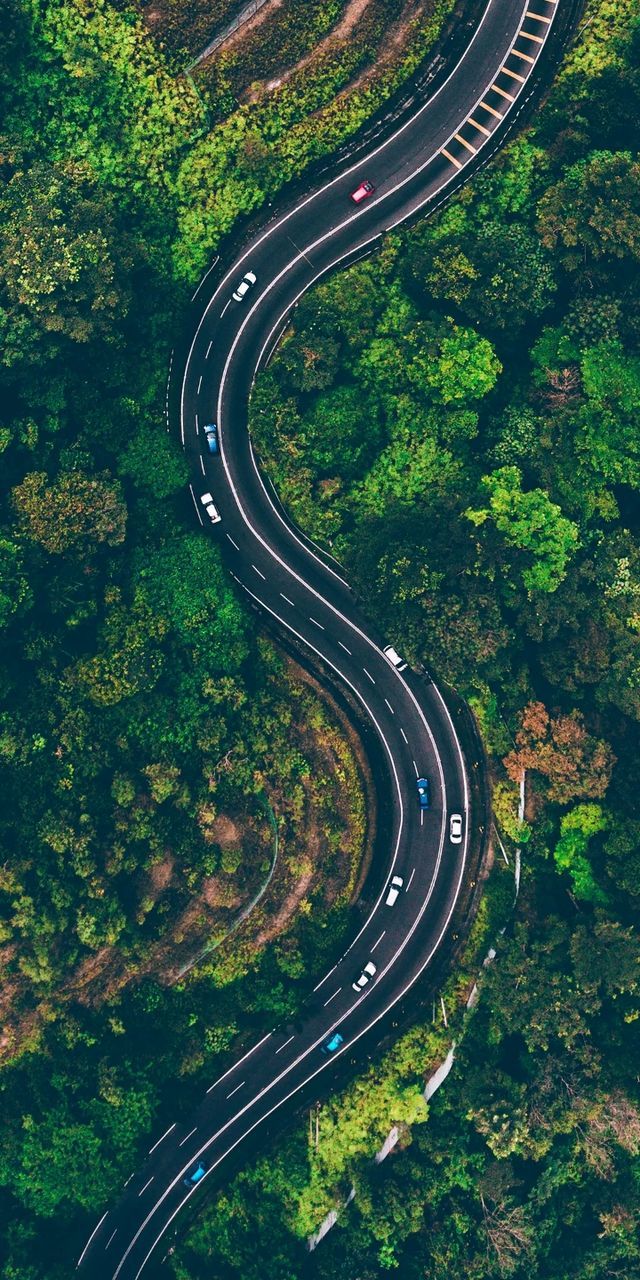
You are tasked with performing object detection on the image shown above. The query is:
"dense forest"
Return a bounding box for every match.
[1,0,640,1277]
[175,0,640,1276]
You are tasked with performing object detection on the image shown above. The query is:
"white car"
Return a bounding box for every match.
[450,813,463,844]
[200,492,221,524]
[385,875,404,906]
[232,270,257,302]
[383,644,408,672]
[352,960,377,992]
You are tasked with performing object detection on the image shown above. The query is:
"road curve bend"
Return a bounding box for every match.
[79,1,565,1274]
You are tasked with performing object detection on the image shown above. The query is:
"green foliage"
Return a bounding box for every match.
[466,466,580,595]
[554,804,608,902]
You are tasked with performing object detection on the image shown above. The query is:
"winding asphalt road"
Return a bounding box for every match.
[78,0,565,1274]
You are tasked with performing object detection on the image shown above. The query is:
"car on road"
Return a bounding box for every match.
[352,960,377,992]
[385,875,404,906]
[384,644,408,672]
[200,492,222,524]
[204,423,219,454]
[350,180,375,204]
[232,270,257,302]
[450,813,463,844]
[183,1161,208,1189]
[417,777,430,809]
[320,1032,344,1055]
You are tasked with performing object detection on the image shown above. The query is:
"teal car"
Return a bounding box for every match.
[321,1032,344,1055]
[183,1161,207,1188]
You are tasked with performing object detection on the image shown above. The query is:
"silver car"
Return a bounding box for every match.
[450,813,463,844]
[385,875,404,906]
[232,270,257,302]
[200,492,221,524]
[352,960,377,992]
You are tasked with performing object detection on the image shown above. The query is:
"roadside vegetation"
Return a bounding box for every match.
[170,0,640,1275]
[1,0,640,1276]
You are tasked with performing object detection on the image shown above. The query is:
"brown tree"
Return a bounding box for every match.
[503,701,615,804]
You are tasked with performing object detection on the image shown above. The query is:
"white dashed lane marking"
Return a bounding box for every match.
[178,1128,198,1148]
[199,457,205,476]
[252,564,266,580]
[280,593,295,606]
[363,667,375,684]
[338,641,351,655]
[413,760,419,778]
[323,987,342,1007]
[309,616,325,630]
[275,1035,295,1055]
[406,867,416,891]
[138,1178,154,1197]
[313,963,337,993]
[400,728,409,745]
[226,1080,245,1100]
[371,930,386,953]
[206,341,213,359]
[197,376,202,395]
[384,698,395,715]
[226,534,240,550]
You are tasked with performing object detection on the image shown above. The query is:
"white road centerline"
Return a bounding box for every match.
[199,456,205,476]
[280,592,295,606]
[338,641,351,655]
[363,667,375,683]
[188,484,204,527]
[206,1031,273,1094]
[205,341,213,359]
[178,1128,198,1148]
[275,1035,295,1055]
[384,698,395,714]
[220,298,231,318]
[226,1080,245,1100]
[226,533,240,550]
[309,616,325,629]
[400,728,409,744]
[252,564,266,580]
[313,963,337,993]
[105,1229,118,1251]
[323,987,342,1007]
[371,930,386,953]
[76,1212,109,1267]
[197,376,202,395]
[148,1125,176,1156]
[406,867,416,891]
[138,1178,154,1197]
[194,414,199,434]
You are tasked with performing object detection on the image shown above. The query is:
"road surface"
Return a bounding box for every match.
[78,0,565,1273]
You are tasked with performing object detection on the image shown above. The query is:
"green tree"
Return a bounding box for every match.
[537,151,640,269]
[12,470,127,555]
[554,804,608,902]
[466,466,579,594]
[0,537,32,627]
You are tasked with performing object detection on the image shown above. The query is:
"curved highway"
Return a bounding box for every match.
[78,0,564,1274]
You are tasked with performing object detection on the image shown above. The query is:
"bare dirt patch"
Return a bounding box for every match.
[0,660,372,1062]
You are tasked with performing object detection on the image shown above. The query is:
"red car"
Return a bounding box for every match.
[350,179,375,204]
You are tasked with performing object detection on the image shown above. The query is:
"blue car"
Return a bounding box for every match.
[320,1032,344,1055]
[417,777,430,809]
[183,1161,208,1189]
[204,423,219,454]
